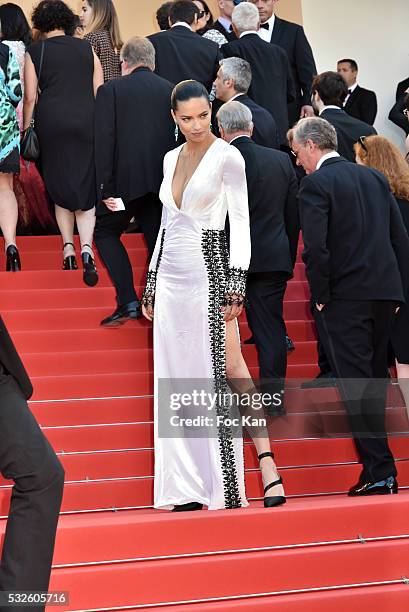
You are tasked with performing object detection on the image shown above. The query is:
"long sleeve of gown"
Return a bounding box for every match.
[223,146,251,297]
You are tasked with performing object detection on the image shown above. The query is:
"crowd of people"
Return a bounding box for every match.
[0,0,409,604]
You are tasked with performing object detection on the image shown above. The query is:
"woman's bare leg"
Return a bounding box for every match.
[75,207,96,256]
[55,204,75,258]
[225,319,284,498]
[0,173,18,249]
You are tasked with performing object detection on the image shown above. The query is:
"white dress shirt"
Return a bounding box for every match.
[343,82,358,107]
[171,22,192,30]
[257,14,275,42]
[319,105,342,115]
[239,30,258,38]
[217,16,232,33]
[316,151,340,170]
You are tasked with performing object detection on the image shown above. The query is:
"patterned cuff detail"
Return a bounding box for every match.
[142,270,157,308]
[225,267,247,299]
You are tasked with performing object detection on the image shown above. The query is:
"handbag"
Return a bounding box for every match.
[20,42,45,162]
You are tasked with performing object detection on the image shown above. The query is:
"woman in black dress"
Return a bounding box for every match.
[355,135,409,418]
[23,0,104,286]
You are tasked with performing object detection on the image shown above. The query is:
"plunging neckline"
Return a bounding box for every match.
[171,139,219,211]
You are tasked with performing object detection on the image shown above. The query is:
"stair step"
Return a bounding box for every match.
[1,462,409,515]
[47,539,409,609]
[18,427,409,467]
[1,495,406,567]
[127,584,409,612]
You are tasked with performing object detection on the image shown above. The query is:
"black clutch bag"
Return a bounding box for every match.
[21,119,40,161]
[21,42,44,162]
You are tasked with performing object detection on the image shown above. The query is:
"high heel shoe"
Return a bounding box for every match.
[81,243,98,287]
[258,451,286,508]
[62,242,78,270]
[6,245,21,271]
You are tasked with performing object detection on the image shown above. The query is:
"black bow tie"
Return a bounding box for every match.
[260,22,270,30]
[348,89,352,94]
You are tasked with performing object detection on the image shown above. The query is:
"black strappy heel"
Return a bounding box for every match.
[258,451,286,508]
[81,243,98,287]
[62,242,78,270]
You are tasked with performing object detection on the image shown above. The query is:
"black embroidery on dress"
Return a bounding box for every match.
[142,229,166,308]
[202,229,242,509]
[226,266,247,297]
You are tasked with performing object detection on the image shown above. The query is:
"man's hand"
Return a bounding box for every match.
[103,198,118,211]
[300,105,315,118]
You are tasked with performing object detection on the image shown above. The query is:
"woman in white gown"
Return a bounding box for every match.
[142,80,285,512]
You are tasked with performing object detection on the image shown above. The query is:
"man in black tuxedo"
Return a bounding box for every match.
[218,101,299,410]
[389,78,409,136]
[221,2,295,147]
[300,71,377,387]
[212,0,242,41]
[246,0,317,126]
[148,0,221,92]
[213,57,279,148]
[94,37,175,326]
[337,59,377,125]
[156,1,173,30]
[0,317,64,606]
[292,116,409,496]
[311,71,376,162]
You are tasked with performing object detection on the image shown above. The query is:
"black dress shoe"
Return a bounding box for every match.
[348,476,398,496]
[6,245,21,271]
[101,301,141,326]
[172,502,203,512]
[286,336,295,352]
[301,372,336,389]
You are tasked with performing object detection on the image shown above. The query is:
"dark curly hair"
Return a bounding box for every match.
[31,0,75,34]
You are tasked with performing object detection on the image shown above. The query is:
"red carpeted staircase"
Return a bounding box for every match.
[0,234,409,611]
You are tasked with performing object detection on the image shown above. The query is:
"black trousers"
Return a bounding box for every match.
[94,193,162,306]
[315,300,397,482]
[0,375,64,612]
[246,271,288,389]
[311,299,333,375]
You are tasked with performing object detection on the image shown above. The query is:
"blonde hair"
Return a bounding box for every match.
[85,0,123,50]
[354,135,409,201]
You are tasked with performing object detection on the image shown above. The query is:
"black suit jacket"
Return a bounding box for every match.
[94,67,175,207]
[222,34,295,145]
[0,317,33,399]
[396,78,409,101]
[269,16,317,125]
[320,108,376,162]
[212,19,236,42]
[213,94,279,149]
[231,136,299,274]
[388,78,409,135]
[148,25,221,92]
[299,156,409,304]
[344,85,377,125]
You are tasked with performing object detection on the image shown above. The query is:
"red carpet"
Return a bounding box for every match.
[0,234,408,611]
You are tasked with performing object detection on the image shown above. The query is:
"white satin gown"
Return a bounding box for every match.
[144,138,251,510]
